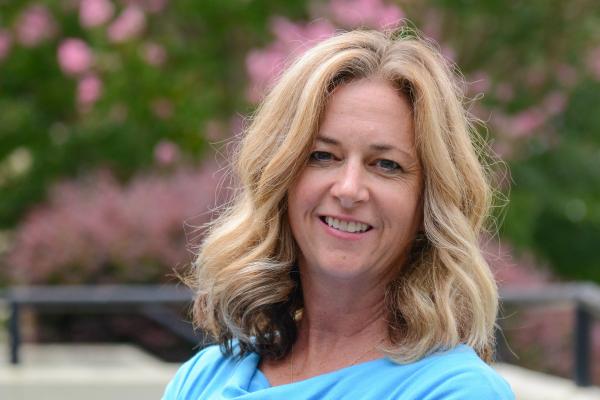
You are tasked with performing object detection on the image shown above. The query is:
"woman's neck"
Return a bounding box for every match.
[286,271,390,380]
[297,265,390,336]
[259,269,391,386]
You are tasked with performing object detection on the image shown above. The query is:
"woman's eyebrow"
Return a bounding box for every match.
[315,135,339,145]
[369,143,412,157]
[316,135,415,159]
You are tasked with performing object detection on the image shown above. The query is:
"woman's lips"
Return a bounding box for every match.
[318,216,373,240]
[320,215,372,233]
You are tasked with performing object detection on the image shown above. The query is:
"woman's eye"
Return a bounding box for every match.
[309,151,334,162]
[376,159,402,172]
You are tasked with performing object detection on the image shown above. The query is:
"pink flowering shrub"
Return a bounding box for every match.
[245,0,403,102]
[482,89,568,140]
[7,162,225,284]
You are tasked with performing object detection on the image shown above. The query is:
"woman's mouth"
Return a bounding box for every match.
[319,216,372,233]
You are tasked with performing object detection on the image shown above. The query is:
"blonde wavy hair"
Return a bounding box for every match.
[189,28,500,363]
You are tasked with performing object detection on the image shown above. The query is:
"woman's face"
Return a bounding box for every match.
[287,78,423,283]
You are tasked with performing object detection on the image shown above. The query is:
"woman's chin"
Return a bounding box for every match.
[303,260,379,282]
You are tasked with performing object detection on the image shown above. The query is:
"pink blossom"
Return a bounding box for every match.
[586,46,600,81]
[77,74,103,107]
[377,5,404,28]
[122,0,169,13]
[15,4,57,47]
[490,107,547,139]
[510,108,547,137]
[204,120,224,141]
[441,45,456,63]
[329,0,403,29]
[490,140,513,159]
[79,0,115,28]
[150,98,173,119]
[270,17,310,45]
[524,67,545,88]
[0,30,12,61]
[556,63,578,87]
[270,17,336,52]
[495,82,514,102]
[154,140,180,166]
[245,18,336,102]
[143,0,169,13]
[422,9,443,42]
[107,6,146,43]
[245,48,287,102]
[229,114,245,137]
[489,111,511,136]
[142,42,166,66]
[469,71,490,94]
[542,91,567,116]
[468,103,491,123]
[57,38,94,76]
[483,239,551,287]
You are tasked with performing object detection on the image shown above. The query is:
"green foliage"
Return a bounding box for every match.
[406,0,600,282]
[505,83,600,279]
[0,0,307,227]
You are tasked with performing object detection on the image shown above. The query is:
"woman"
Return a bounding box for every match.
[164,28,514,399]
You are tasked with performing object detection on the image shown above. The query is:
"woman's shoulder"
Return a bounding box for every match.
[396,345,515,399]
[162,343,240,400]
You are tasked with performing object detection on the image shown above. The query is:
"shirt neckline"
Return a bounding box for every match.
[251,353,390,388]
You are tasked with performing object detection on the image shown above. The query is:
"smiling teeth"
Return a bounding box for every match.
[324,217,369,233]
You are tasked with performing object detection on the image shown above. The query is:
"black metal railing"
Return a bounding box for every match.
[2,282,599,387]
[499,282,600,387]
[1,284,202,365]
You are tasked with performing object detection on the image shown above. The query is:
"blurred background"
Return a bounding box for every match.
[1,0,600,398]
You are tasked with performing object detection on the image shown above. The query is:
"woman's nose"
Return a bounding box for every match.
[330,161,369,208]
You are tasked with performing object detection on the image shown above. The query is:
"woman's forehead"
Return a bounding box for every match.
[317,79,417,153]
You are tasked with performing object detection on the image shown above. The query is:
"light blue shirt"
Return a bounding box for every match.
[163,343,514,399]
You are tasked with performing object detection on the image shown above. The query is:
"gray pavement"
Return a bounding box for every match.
[0,344,179,400]
[495,363,600,400]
